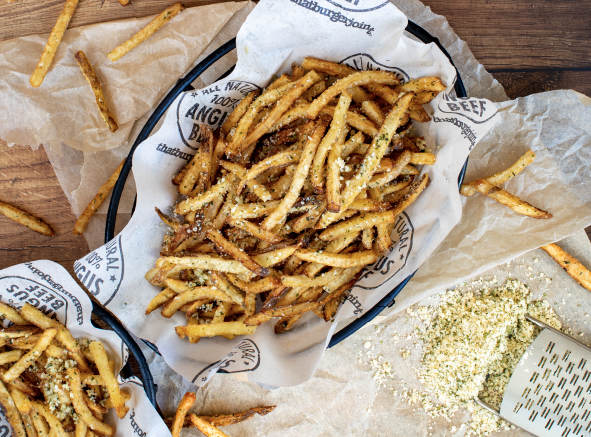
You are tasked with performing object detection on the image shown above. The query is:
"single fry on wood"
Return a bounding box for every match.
[0,200,54,236]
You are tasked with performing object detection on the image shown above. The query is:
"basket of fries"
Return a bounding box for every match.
[0,260,168,436]
[76,0,501,388]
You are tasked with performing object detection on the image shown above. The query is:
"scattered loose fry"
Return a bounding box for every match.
[108,2,185,62]
[75,50,118,132]
[541,243,591,292]
[0,200,54,236]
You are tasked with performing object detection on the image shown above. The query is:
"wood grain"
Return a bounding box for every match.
[0,0,232,42]
[0,141,89,276]
[492,70,591,100]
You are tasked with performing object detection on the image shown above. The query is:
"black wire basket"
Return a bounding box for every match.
[103,21,468,354]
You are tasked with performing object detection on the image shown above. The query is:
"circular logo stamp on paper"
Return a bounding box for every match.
[192,339,261,385]
[339,53,409,82]
[437,93,498,125]
[0,275,70,325]
[324,0,390,13]
[176,80,262,150]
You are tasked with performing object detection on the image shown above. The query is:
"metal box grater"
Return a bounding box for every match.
[475,316,591,437]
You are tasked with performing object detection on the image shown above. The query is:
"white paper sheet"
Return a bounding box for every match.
[75,0,500,388]
[0,260,170,437]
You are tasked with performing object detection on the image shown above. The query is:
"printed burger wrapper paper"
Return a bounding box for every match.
[75,0,499,388]
[0,260,170,436]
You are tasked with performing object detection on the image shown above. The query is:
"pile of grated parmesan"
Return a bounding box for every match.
[413,278,562,436]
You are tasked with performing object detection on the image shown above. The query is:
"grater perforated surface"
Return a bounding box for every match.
[500,328,591,437]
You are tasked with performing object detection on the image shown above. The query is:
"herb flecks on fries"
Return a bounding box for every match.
[0,303,130,436]
[146,58,444,340]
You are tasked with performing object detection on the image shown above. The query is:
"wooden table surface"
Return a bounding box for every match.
[0,0,590,278]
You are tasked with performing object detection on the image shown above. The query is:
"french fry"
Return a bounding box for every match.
[31,401,68,437]
[262,117,331,231]
[74,51,118,132]
[207,228,269,277]
[194,126,214,195]
[398,77,446,93]
[3,328,56,382]
[319,106,378,137]
[227,217,283,243]
[189,415,230,437]
[361,100,385,125]
[73,159,125,235]
[219,161,272,202]
[208,272,245,305]
[541,243,591,292]
[0,380,27,437]
[311,93,352,194]
[236,150,301,195]
[471,179,552,219]
[107,3,185,62]
[0,200,54,237]
[221,90,258,136]
[317,92,415,229]
[175,177,233,215]
[29,0,80,87]
[89,341,129,419]
[176,322,256,340]
[67,368,114,436]
[161,286,234,318]
[0,303,28,325]
[295,249,377,267]
[307,71,400,119]
[198,406,276,427]
[172,392,196,437]
[0,350,24,365]
[461,149,536,196]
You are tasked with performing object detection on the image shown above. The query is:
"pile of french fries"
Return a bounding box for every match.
[0,302,130,437]
[167,391,275,437]
[145,58,446,341]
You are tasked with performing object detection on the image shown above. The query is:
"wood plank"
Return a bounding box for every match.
[0,141,89,277]
[0,0,233,42]
[491,70,591,100]
[423,0,591,70]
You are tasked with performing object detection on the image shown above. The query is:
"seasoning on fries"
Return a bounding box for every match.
[460,149,552,219]
[0,303,129,436]
[29,0,80,87]
[0,200,55,236]
[107,2,185,62]
[73,159,125,235]
[167,391,275,437]
[541,243,591,292]
[75,50,118,133]
[146,58,442,340]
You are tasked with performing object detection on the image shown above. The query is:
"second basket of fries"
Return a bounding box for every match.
[75,0,501,387]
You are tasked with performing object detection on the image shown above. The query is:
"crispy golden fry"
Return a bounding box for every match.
[31,401,67,437]
[89,341,129,419]
[0,350,24,365]
[162,287,234,318]
[280,267,343,288]
[262,117,330,231]
[262,300,323,318]
[219,161,272,202]
[348,199,391,212]
[0,200,54,237]
[307,71,400,119]
[232,71,322,159]
[295,249,377,267]
[319,106,378,137]
[189,415,230,437]
[75,51,118,132]
[471,179,552,219]
[541,243,591,292]
[207,228,269,277]
[226,273,281,294]
[317,93,415,229]
[381,179,413,196]
[176,322,256,340]
[107,2,185,62]
[363,82,399,104]
[342,131,365,158]
[158,255,252,275]
[4,328,56,382]
[409,152,436,165]
[361,100,385,125]
[408,101,431,122]
[398,77,446,93]
[20,304,89,372]
[179,147,203,195]
[73,159,124,235]
[0,380,26,437]
[367,151,412,189]
[461,149,536,196]
[362,227,373,250]
[222,90,259,136]
[229,197,320,220]
[236,150,301,195]
[208,272,245,305]
[375,223,392,254]
[227,217,283,243]
[311,93,352,194]
[194,126,214,195]
[252,245,298,267]
[172,392,196,437]
[29,0,79,87]
[198,406,276,427]
[301,57,353,77]
[67,368,114,436]
[175,176,233,215]
[0,303,28,325]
